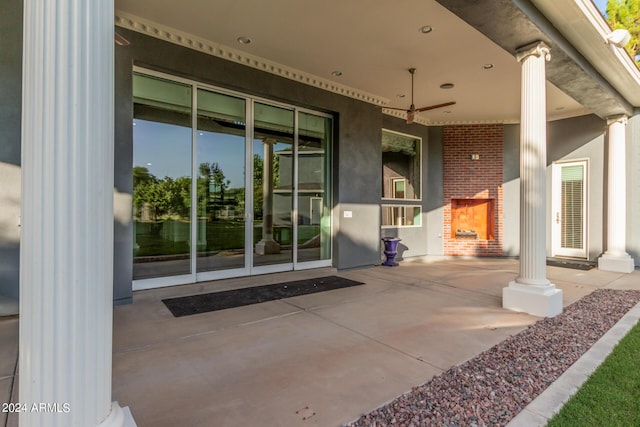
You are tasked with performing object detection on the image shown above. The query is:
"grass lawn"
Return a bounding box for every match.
[547,321,640,427]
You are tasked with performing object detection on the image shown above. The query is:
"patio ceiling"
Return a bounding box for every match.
[115,0,638,125]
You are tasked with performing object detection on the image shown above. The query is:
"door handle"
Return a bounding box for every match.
[555,212,560,224]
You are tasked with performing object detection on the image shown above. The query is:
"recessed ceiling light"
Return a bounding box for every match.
[237,36,252,45]
[443,110,452,114]
[396,94,406,99]
[419,25,433,34]
[555,106,565,111]
[331,70,343,77]
[440,83,455,89]
[483,63,494,70]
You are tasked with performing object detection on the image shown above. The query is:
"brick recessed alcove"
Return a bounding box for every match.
[451,199,495,240]
[443,124,503,256]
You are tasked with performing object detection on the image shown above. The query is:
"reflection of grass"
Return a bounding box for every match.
[298,226,320,243]
[135,220,322,256]
[547,322,640,426]
[135,235,190,256]
[206,221,245,250]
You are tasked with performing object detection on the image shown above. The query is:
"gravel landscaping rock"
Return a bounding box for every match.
[347,289,640,427]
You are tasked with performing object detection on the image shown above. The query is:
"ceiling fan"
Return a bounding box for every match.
[386,68,456,124]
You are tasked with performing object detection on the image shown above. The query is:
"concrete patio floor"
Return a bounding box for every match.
[2,257,639,426]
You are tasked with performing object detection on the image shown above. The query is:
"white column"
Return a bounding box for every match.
[21,1,125,426]
[598,115,635,273]
[503,41,563,318]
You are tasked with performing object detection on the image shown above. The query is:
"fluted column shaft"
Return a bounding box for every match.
[606,116,628,256]
[598,116,635,273]
[503,41,562,318]
[21,1,124,426]
[516,42,551,286]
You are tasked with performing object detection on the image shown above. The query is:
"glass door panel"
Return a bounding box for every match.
[552,161,588,258]
[253,103,294,268]
[132,74,193,279]
[297,112,332,263]
[196,89,247,272]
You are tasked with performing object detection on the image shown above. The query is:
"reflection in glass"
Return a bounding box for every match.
[253,103,294,267]
[381,206,422,227]
[196,90,247,272]
[382,130,421,199]
[297,112,332,262]
[132,74,192,279]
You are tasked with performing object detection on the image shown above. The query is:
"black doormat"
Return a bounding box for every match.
[547,259,595,270]
[162,276,365,317]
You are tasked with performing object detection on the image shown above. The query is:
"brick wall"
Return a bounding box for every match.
[443,124,503,256]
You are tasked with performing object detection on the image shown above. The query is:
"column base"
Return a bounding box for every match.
[598,254,635,273]
[255,239,281,255]
[503,281,563,317]
[98,402,137,427]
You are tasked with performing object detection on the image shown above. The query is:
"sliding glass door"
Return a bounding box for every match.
[196,89,248,273]
[132,69,332,289]
[252,102,294,270]
[297,112,332,265]
[132,74,193,281]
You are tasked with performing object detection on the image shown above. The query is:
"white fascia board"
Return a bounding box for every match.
[531,0,640,107]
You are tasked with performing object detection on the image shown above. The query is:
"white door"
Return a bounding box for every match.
[552,161,588,258]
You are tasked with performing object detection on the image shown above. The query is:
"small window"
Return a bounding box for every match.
[381,205,422,228]
[392,178,406,199]
[382,130,421,200]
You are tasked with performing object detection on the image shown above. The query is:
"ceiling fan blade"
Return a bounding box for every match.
[415,101,456,112]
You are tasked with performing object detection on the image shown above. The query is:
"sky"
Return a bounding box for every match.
[594,0,608,16]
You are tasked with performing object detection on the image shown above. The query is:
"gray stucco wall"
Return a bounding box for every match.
[113,44,134,304]
[427,127,445,256]
[0,0,23,301]
[503,115,610,262]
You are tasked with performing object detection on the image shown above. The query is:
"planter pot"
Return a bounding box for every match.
[381,237,402,267]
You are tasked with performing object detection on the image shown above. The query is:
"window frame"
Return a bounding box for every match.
[381,205,422,228]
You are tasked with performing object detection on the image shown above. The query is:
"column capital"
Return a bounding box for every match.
[262,137,277,145]
[516,41,551,63]
[607,114,628,126]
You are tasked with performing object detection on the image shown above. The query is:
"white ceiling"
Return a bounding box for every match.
[115,0,591,124]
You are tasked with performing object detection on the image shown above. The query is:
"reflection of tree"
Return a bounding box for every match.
[252,154,263,218]
[198,162,232,220]
[133,153,276,223]
[133,166,190,221]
